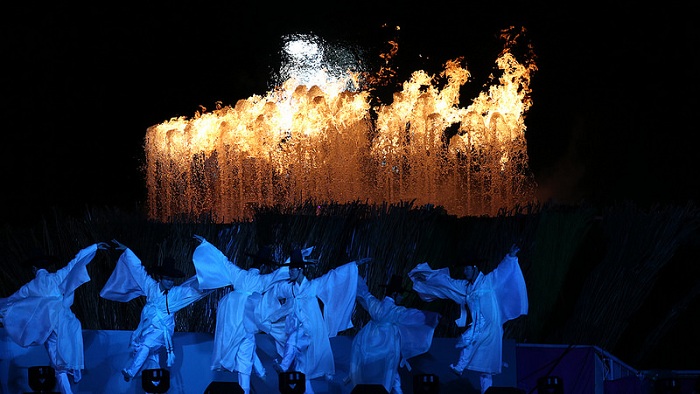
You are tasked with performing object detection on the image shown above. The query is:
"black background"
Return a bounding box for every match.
[2,3,698,224]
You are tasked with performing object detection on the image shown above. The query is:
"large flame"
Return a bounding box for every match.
[144,26,538,222]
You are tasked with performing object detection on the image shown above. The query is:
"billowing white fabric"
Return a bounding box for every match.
[350,277,439,392]
[100,248,212,370]
[409,254,528,374]
[268,261,359,379]
[0,244,99,379]
[192,239,289,375]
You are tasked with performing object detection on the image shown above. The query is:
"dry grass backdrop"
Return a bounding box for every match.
[1,200,699,371]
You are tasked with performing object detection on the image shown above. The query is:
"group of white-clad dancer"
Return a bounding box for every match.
[1,235,527,394]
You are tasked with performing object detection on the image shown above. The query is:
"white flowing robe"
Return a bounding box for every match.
[268,261,359,379]
[100,248,212,367]
[350,277,439,392]
[408,254,528,374]
[0,244,100,379]
[192,240,289,375]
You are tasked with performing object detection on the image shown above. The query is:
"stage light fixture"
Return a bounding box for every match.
[278,371,305,394]
[142,368,170,394]
[485,387,526,394]
[654,378,681,394]
[28,366,57,393]
[204,381,244,394]
[351,383,389,393]
[413,373,439,394]
[537,376,563,394]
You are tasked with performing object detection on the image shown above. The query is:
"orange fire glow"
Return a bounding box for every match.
[144,26,538,222]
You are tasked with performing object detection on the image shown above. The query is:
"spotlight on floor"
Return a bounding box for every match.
[413,373,439,394]
[142,368,170,394]
[28,366,57,393]
[278,371,305,394]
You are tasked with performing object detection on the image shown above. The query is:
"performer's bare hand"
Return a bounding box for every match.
[508,243,520,257]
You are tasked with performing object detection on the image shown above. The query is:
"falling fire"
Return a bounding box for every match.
[144,26,538,223]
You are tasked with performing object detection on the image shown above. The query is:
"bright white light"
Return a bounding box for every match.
[274,33,365,91]
[285,40,322,60]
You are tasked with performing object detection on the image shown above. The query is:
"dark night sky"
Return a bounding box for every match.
[1,2,698,223]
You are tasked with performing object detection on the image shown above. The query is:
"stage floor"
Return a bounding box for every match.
[4,328,693,394]
[2,329,515,393]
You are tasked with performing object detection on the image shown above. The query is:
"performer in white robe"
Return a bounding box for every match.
[349,274,440,394]
[0,242,109,394]
[191,235,289,394]
[409,244,528,394]
[99,239,213,382]
[268,249,370,394]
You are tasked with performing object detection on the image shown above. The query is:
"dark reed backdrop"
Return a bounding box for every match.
[1,200,699,370]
